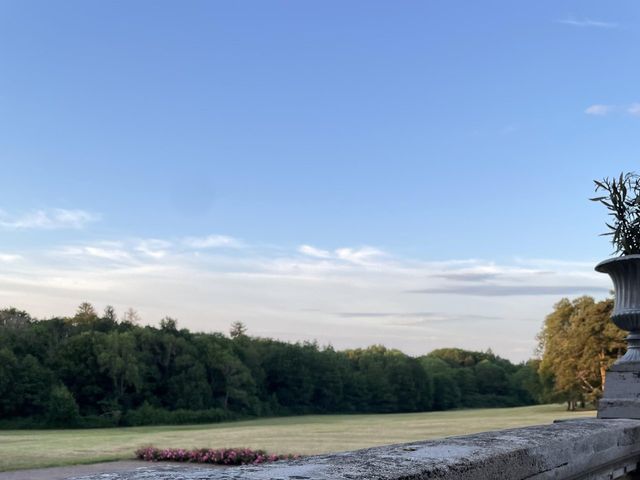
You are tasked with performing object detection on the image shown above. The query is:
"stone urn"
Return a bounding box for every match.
[596,255,640,418]
[595,255,640,364]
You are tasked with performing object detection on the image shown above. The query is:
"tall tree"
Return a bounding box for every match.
[72,302,98,326]
[103,305,117,323]
[229,321,248,339]
[122,308,141,325]
[0,308,32,328]
[0,348,19,416]
[95,331,141,408]
[538,296,625,407]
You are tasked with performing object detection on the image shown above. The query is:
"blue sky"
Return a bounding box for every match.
[0,1,637,361]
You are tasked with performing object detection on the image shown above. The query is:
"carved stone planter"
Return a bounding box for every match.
[595,255,640,363]
[596,255,640,418]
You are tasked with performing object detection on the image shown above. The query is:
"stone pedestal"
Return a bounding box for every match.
[598,362,640,419]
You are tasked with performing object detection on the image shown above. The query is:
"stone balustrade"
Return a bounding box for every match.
[74,417,640,480]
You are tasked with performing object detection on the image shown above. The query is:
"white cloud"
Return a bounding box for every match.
[84,247,131,261]
[335,246,385,264]
[135,239,172,259]
[585,104,615,116]
[183,235,242,249]
[297,244,385,265]
[0,208,98,230]
[628,103,640,116]
[557,17,618,28]
[299,245,332,259]
[583,103,640,117]
[0,253,21,262]
[61,245,131,262]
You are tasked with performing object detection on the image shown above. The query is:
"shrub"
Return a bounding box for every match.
[135,446,300,465]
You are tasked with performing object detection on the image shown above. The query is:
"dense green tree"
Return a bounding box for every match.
[95,331,141,407]
[14,355,53,416]
[454,368,478,399]
[263,343,314,411]
[160,317,178,332]
[310,347,344,412]
[432,373,462,410]
[54,332,113,415]
[166,354,211,410]
[509,360,542,404]
[421,349,536,409]
[421,357,460,410]
[47,385,80,426]
[429,348,489,368]
[474,360,509,395]
[0,348,19,416]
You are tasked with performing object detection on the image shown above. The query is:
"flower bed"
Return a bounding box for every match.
[135,446,300,465]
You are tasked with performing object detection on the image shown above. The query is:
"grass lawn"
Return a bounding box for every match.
[0,404,594,472]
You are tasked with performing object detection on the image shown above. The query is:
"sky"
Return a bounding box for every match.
[0,1,638,362]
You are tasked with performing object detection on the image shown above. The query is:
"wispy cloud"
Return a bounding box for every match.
[338,311,437,319]
[433,271,501,282]
[584,103,640,117]
[298,244,385,265]
[60,244,131,262]
[183,234,242,249]
[135,239,172,259]
[336,246,385,264]
[337,311,501,324]
[628,103,640,116]
[390,313,504,328]
[557,17,618,29]
[299,245,332,259]
[407,284,608,297]
[0,208,98,230]
[0,253,21,262]
[585,104,615,116]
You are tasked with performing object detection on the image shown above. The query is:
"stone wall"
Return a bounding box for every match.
[74,418,640,480]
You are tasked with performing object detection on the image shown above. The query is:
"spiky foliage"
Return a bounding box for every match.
[591,172,640,255]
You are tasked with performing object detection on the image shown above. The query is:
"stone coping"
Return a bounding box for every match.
[72,418,640,480]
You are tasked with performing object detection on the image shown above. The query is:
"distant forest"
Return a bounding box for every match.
[0,304,543,428]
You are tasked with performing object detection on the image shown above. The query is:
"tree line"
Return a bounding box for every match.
[0,303,542,428]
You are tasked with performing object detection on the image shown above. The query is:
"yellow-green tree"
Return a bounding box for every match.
[69,302,98,326]
[538,296,625,408]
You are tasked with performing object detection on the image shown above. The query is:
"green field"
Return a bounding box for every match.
[0,404,594,472]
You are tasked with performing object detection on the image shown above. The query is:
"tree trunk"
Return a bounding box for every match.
[599,350,607,391]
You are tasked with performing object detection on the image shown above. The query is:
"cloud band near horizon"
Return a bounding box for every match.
[0,224,612,362]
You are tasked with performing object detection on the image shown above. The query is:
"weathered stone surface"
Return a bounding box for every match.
[72,418,640,480]
[599,362,640,419]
